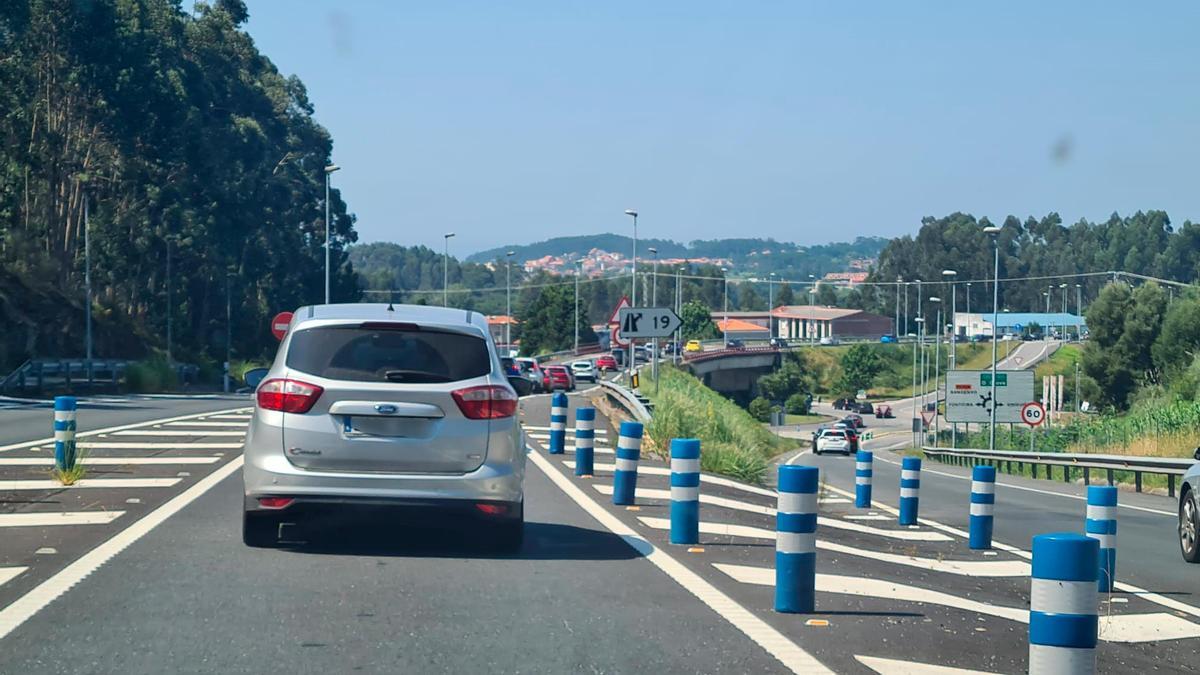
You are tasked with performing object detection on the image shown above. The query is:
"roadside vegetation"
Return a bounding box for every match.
[644,367,791,484]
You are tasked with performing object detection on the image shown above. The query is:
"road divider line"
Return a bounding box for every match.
[162,421,248,428]
[0,406,252,454]
[714,563,1200,644]
[0,478,181,490]
[0,512,124,527]
[0,568,27,588]
[525,426,608,436]
[0,456,244,641]
[527,449,831,673]
[69,442,244,450]
[565,461,779,497]
[854,655,997,674]
[202,415,250,420]
[111,430,245,437]
[0,457,221,466]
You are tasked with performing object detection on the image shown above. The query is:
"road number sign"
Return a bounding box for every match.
[1021,402,1045,427]
[270,311,293,341]
[617,307,681,339]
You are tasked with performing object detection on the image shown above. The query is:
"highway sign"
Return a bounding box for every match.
[617,307,681,339]
[1021,402,1045,427]
[944,369,1035,423]
[270,311,293,341]
[607,296,631,326]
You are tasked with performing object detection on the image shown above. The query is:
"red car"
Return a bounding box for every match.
[544,365,575,391]
[595,354,618,372]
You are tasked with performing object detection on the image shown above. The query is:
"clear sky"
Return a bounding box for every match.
[245,2,1200,255]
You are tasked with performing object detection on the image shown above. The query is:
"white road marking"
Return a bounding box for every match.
[0,406,252,454]
[0,478,181,490]
[528,433,610,446]
[843,515,892,521]
[163,421,247,428]
[873,454,1175,518]
[72,442,244,449]
[527,450,831,673]
[0,456,244,641]
[855,655,997,674]
[0,567,26,588]
[714,564,1200,643]
[112,430,245,437]
[563,445,614,456]
[202,415,251,420]
[0,457,221,466]
[567,461,779,498]
[524,425,608,435]
[0,511,124,527]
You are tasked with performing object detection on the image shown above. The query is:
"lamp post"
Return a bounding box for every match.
[225,264,235,393]
[84,193,93,371]
[166,233,177,367]
[808,287,817,345]
[649,247,658,305]
[574,260,583,355]
[983,225,1002,451]
[624,209,638,386]
[894,276,901,338]
[1059,283,1068,340]
[443,232,455,307]
[505,251,515,348]
[721,267,729,345]
[903,281,909,337]
[913,317,925,446]
[943,270,957,366]
[1045,284,1052,314]
[966,282,972,318]
[676,264,685,364]
[929,296,942,446]
[324,164,340,304]
[1076,283,1083,339]
[768,272,776,310]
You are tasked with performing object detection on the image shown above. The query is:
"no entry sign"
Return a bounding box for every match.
[270,311,294,341]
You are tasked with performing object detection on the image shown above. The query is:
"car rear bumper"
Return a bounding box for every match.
[243,493,523,523]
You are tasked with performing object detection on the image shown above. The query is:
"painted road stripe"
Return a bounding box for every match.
[0,511,124,527]
[855,655,996,674]
[162,421,247,428]
[111,430,245,437]
[0,456,244,641]
[0,567,27,588]
[71,442,243,450]
[203,414,250,420]
[843,514,892,521]
[564,461,780,497]
[525,425,607,435]
[530,433,610,446]
[0,406,252,454]
[0,457,220,466]
[528,449,831,673]
[714,563,1200,644]
[0,478,181,490]
[819,480,1200,621]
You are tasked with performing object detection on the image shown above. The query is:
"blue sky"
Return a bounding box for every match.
[245,2,1200,255]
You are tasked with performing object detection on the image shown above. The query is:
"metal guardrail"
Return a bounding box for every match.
[683,344,780,364]
[922,445,1193,498]
[599,380,652,425]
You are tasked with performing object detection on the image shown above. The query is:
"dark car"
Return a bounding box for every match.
[500,356,520,377]
[725,339,746,350]
[769,337,790,349]
[842,414,865,429]
[833,398,853,410]
[1024,333,1042,341]
[853,401,875,415]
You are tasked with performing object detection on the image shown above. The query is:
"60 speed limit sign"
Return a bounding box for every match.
[1020,402,1045,427]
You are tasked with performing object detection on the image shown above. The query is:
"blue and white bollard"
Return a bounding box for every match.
[775,464,819,613]
[970,465,996,550]
[53,396,78,472]
[548,392,567,455]
[898,456,921,526]
[612,421,643,505]
[854,450,873,508]
[573,407,595,476]
[1029,533,1099,674]
[670,438,701,545]
[1085,486,1118,593]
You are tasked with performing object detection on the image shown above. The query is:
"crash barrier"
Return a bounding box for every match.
[775,464,818,613]
[53,396,78,471]
[612,421,643,505]
[1085,486,1117,593]
[1029,533,1098,674]
[898,456,921,526]
[549,392,568,455]
[598,380,652,424]
[670,438,701,545]
[854,450,873,508]
[922,445,1190,498]
[574,407,595,476]
[969,465,996,550]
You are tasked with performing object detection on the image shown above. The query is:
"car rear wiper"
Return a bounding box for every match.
[383,370,453,383]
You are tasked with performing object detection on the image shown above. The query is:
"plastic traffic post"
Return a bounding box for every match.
[53,396,78,471]
[775,464,819,613]
[1085,486,1118,593]
[970,465,997,549]
[669,438,701,545]
[548,392,567,455]
[1029,533,1099,674]
[573,407,595,476]
[854,450,873,508]
[898,456,921,526]
[612,421,643,505]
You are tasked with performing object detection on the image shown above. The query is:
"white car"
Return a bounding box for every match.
[815,429,852,455]
[570,360,597,383]
[819,336,840,346]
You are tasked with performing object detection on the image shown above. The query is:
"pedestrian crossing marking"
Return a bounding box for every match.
[0,512,124,527]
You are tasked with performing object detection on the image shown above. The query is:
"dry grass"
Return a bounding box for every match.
[1068,431,1200,459]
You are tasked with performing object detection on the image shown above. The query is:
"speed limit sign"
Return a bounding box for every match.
[1020,402,1045,427]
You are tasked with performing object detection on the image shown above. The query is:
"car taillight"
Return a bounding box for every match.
[257,497,294,509]
[257,378,324,414]
[452,385,518,419]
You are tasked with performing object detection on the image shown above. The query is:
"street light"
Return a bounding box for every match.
[808,287,817,345]
[894,276,902,338]
[324,164,340,304]
[1059,283,1068,340]
[1076,283,1083,339]
[225,264,236,393]
[942,270,957,366]
[928,296,942,446]
[648,247,658,305]
[84,193,93,370]
[165,233,178,367]
[505,251,515,348]
[913,316,925,446]
[443,232,455,307]
[983,225,1002,451]
[574,260,584,354]
[721,267,729,345]
[625,209,638,306]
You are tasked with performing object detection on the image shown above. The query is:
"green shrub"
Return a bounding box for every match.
[785,393,811,415]
[125,358,177,393]
[747,397,772,422]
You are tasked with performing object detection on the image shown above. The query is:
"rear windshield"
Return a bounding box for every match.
[286,325,491,383]
[826,431,845,438]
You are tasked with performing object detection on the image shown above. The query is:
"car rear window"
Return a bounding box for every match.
[286,325,491,383]
[826,431,845,438]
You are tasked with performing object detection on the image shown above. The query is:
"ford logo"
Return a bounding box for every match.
[375,404,398,415]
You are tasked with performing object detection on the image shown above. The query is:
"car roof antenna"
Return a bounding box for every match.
[387,291,395,312]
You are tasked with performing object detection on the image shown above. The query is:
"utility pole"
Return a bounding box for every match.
[505,251,515,349]
[624,209,638,387]
[166,234,174,367]
[574,260,581,355]
[894,276,901,337]
[443,232,455,307]
[323,164,340,304]
[903,281,909,337]
[722,268,729,345]
[1076,283,1083,338]
[84,193,93,376]
[225,265,234,393]
[931,297,942,447]
[1060,283,1068,340]
[913,317,924,447]
[984,226,1001,451]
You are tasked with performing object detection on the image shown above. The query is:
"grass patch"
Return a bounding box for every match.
[50,463,86,485]
[785,413,830,425]
[644,366,791,485]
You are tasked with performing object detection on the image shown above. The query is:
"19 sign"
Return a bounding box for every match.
[1020,402,1045,427]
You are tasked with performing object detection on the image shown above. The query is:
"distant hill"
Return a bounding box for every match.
[467,233,888,277]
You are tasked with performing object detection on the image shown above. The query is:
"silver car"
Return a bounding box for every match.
[1181,448,1200,563]
[242,304,525,550]
[570,360,597,383]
